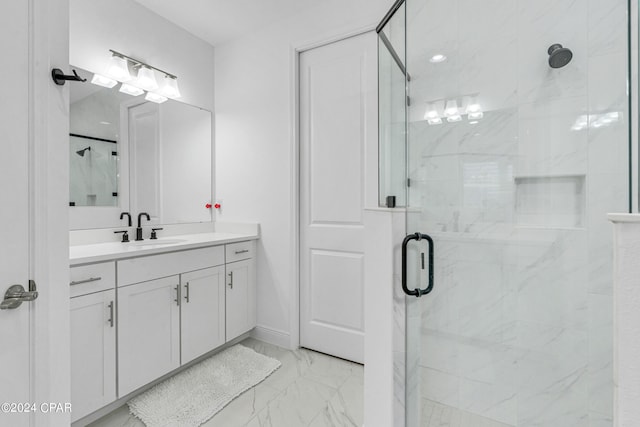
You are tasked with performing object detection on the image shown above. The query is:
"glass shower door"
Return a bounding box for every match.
[386,0,631,426]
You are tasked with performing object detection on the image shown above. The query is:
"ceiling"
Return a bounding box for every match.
[132,0,313,46]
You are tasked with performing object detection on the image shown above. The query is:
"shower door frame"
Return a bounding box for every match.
[377,0,638,425]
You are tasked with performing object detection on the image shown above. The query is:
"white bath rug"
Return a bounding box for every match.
[128,344,281,427]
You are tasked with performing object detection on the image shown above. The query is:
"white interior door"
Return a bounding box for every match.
[0,2,33,426]
[299,32,377,364]
[129,102,161,222]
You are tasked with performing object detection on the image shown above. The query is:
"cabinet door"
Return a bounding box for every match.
[225,259,256,341]
[70,289,116,422]
[117,276,180,396]
[181,266,226,364]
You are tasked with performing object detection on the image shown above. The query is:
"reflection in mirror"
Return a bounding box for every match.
[70,135,118,207]
[70,77,125,207]
[69,67,212,230]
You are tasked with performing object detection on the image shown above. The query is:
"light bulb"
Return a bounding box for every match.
[91,73,118,88]
[468,111,484,120]
[158,76,181,99]
[145,92,168,104]
[446,115,462,123]
[427,118,443,125]
[135,66,159,91]
[424,103,440,121]
[106,55,131,82]
[444,100,459,117]
[119,83,144,96]
[466,103,481,113]
[430,54,447,63]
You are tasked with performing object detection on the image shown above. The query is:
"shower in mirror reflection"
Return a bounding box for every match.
[75,146,91,157]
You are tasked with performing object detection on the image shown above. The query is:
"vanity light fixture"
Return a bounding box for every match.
[466,102,481,114]
[119,83,144,96]
[91,73,118,88]
[158,75,181,99]
[424,104,443,125]
[423,95,485,125]
[444,99,459,117]
[105,53,132,82]
[134,66,159,92]
[102,49,181,99]
[145,92,168,104]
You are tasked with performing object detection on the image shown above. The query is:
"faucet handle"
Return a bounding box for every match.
[114,230,130,243]
[150,228,163,240]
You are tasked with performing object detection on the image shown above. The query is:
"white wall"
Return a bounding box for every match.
[214,0,394,344]
[609,215,640,427]
[69,0,215,113]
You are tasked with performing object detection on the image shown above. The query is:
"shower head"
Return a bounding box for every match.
[76,147,91,157]
[548,44,573,68]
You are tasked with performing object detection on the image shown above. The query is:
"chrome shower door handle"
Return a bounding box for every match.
[401,232,434,297]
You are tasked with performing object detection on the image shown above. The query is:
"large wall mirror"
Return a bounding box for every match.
[69,67,213,230]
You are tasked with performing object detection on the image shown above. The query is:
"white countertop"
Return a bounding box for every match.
[608,213,640,223]
[70,232,258,265]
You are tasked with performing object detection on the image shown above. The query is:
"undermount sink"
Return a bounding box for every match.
[129,239,187,247]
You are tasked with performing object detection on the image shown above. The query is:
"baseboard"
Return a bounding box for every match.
[251,325,291,349]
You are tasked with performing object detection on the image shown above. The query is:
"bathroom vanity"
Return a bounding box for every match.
[69,232,257,422]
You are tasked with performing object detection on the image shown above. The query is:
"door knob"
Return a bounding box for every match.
[1,282,38,310]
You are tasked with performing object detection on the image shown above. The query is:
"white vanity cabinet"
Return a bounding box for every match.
[116,245,226,396]
[181,266,226,364]
[69,235,258,421]
[117,276,181,396]
[69,262,117,422]
[225,241,257,341]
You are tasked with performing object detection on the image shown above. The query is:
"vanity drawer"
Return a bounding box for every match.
[118,246,225,287]
[225,241,255,263]
[70,262,116,298]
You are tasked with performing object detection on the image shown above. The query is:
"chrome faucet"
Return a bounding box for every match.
[136,212,150,241]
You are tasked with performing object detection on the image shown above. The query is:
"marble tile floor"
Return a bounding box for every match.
[87,338,364,427]
[421,400,514,427]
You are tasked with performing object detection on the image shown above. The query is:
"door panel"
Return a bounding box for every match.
[70,290,116,421]
[0,1,31,426]
[300,32,377,364]
[181,266,225,364]
[117,277,180,396]
[310,250,364,331]
[225,259,254,341]
[129,102,161,220]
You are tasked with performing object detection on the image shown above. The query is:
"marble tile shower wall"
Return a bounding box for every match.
[405,0,628,426]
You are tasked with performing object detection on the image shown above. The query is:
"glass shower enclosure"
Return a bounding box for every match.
[378,0,630,425]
